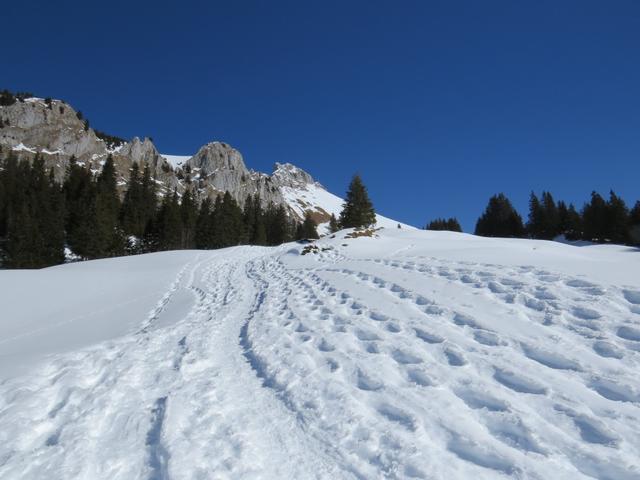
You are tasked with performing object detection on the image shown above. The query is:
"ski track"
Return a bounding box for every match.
[1,240,639,479]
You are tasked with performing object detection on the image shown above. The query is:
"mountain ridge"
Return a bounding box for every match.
[0,94,354,227]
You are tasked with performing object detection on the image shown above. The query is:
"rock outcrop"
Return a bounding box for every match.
[0,95,331,222]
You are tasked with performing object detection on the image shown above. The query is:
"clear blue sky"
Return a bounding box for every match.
[5,1,640,230]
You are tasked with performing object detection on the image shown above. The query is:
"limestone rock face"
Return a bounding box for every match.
[0,95,332,222]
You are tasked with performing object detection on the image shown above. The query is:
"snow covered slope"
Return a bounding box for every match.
[1,230,639,479]
[281,181,413,233]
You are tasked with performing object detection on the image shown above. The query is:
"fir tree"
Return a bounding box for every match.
[557,201,582,240]
[156,190,182,250]
[180,188,198,249]
[93,155,125,257]
[329,213,340,233]
[195,196,215,249]
[299,212,319,239]
[264,203,290,245]
[527,192,544,238]
[425,217,462,232]
[582,191,608,242]
[121,162,145,237]
[339,174,376,229]
[605,191,629,245]
[474,193,525,238]
[64,156,97,258]
[629,201,640,245]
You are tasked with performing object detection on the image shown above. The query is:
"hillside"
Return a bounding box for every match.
[1,229,639,479]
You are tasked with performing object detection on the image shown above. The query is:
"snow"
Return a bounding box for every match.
[161,154,192,169]
[281,183,414,233]
[11,143,37,154]
[1,229,639,479]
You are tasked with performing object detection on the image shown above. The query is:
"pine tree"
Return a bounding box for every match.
[64,156,97,258]
[121,162,144,238]
[140,164,158,251]
[582,191,608,242]
[180,188,198,249]
[527,192,544,238]
[211,192,244,248]
[629,201,640,245]
[4,155,65,267]
[339,174,376,229]
[425,217,462,232]
[328,213,340,233]
[540,191,560,239]
[93,155,125,257]
[605,191,629,245]
[264,203,290,245]
[557,201,582,240]
[474,193,525,238]
[299,211,319,239]
[156,190,182,250]
[195,196,215,249]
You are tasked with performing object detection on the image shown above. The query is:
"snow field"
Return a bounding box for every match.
[0,228,639,479]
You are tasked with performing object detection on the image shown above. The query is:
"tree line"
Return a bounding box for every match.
[0,153,325,268]
[472,191,640,245]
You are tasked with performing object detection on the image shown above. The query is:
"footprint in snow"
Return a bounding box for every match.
[617,325,640,342]
[572,306,602,321]
[593,340,624,359]
[386,322,401,333]
[356,368,384,392]
[391,349,423,365]
[414,328,444,344]
[623,289,640,305]
[473,330,504,347]
[317,339,335,352]
[521,343,583,371]
[493,368,548,395]
[406,368,434,387]
[454,388,509,412]
[589,378,640,403]
[444,347,468,367]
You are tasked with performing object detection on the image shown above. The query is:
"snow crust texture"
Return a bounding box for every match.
[1,230,639,479]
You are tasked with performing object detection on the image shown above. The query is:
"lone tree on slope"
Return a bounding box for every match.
[339,174,376,229]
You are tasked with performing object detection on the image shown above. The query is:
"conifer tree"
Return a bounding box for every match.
[328,213,340,233]
[264,203,290,245]
[527,192,543,238]
[582,191,608,242]
[557,201,582,240]
[93,155,125,257]
[299,211,319,239]
[211,192,244,248]
[195,196,215,249]
[180,188,198,249]
[339,175,376,229]
[64,156,97,258]
[629,201,640,245]
[121,162,144,237]
[156,189,182,250]
[425,217,462,232]
[474,193,525,238]
[540,191,560,239]
[604,191,629,244]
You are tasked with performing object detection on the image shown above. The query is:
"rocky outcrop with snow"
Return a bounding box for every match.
[0,94,398,225]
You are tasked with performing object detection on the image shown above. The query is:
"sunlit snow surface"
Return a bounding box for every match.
[161,154,192,169]
[1,229,639,479]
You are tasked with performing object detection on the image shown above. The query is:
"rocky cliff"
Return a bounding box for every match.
[0,95,333,222]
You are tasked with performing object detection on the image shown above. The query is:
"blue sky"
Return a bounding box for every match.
[5,1,640,230]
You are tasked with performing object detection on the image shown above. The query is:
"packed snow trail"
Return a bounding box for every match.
[1,229,639,479]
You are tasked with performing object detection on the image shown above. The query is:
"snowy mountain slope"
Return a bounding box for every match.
[1,230,639,479]
[280,181,414,233]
